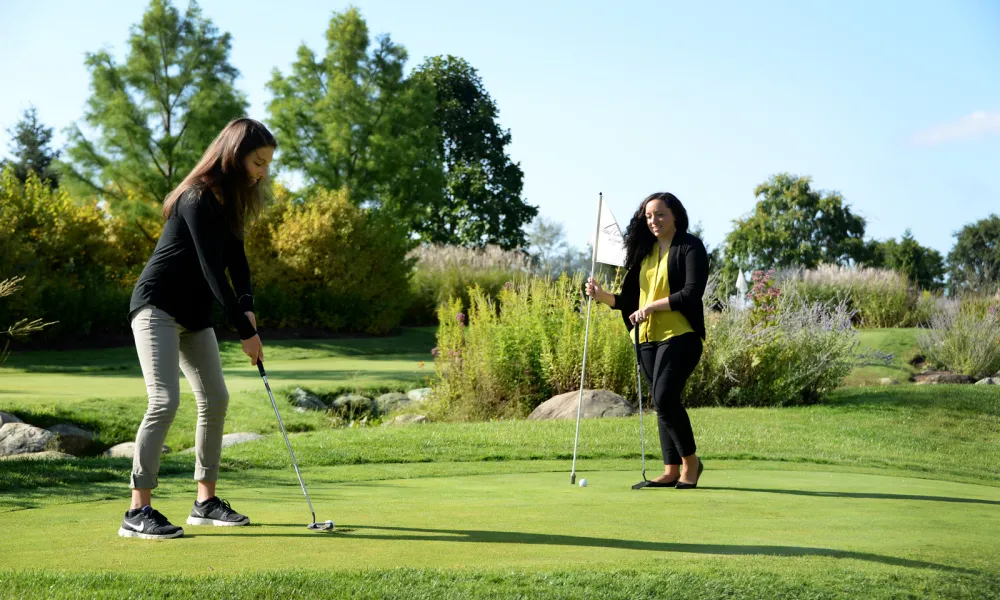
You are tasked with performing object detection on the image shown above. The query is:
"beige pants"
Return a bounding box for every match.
[130,305,229,489]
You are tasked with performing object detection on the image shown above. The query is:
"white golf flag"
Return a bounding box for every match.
[588,201,626,267]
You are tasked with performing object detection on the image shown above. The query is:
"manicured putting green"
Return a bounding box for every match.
[2,466,997,576]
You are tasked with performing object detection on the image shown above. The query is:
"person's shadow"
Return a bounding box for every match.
[242,524,975,574]
[706,487,1000,506]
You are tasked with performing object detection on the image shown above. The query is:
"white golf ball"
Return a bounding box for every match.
[579,479,588,487]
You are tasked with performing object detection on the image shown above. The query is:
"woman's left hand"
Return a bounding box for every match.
[629,305,652,325]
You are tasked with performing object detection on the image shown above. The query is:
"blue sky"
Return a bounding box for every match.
[1,1,998,257]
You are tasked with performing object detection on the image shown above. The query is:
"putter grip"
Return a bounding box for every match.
[257,360,266,377]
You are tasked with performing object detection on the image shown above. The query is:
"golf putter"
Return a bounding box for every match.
[257,360,335,532]
[631,324,652,490]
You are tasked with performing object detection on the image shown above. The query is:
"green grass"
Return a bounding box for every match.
[845,328,922,386]
[2,326,1000,599]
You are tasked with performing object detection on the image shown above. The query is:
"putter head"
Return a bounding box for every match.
[307,520,335,532]
[632,480,652,490]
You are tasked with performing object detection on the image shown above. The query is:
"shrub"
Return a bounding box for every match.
[777,265,918,328]
[405,244,531,326]
[246,186,416,335]
[431,269,858,419]
[429,274,634,420]
[918,300,1000,378]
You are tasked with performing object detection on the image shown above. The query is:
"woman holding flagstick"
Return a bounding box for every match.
[586,192,709,488]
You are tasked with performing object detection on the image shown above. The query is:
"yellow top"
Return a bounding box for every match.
[638,245,694,343]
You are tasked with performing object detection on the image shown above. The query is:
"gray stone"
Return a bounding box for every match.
[407,388,433,403]
[0,450,76,461]
[975,377,1000,385]
[376,392,411,414]
[0,423,56,456]
[384,414,428,426]
[0,411,22,426]
[878,378,898,385]
[913,372,976,385]
[182,432,265,454]
[104,442,170,458]
[528,389,634,420]
[47,423,96,456]
[289,388,327,411]
[331,394,375,414]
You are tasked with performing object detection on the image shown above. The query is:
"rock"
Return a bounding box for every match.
[0,451,76,461]
[0,423,56,456]
[975,377,1000,385]
[384,414,428,426]
[46,423,96,456]
[528,389,634,420]
[289,388,327,411]
[182,432,265,454]
[912,372,976,385]
[331,394,375,415]
[376,392,411,414]
[407,388,433,403]
[878,378,898,385]
[104,442,170,458]
[0,411,22,426]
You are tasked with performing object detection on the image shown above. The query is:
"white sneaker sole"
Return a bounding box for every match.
[118,527,184,540]
[186,516,250,527]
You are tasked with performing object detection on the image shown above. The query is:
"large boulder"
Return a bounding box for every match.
[104,442,170,458]
[0,423,56,456]
[384,414,428,426]
[182,432,265,454]
[376,392,411,414]
[289,388,327,411]
[528,389,634,420]
[331,394,376,416]
[913,372,976,385]
[0,411,22,426]
[47,423,96,456]
[975,377,1000,385]
[407,388,433,403]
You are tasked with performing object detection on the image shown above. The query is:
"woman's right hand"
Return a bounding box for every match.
[585,277,604,301]
[242,334,264,366]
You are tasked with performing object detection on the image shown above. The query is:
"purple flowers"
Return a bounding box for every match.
[431,347,439,357]
[456,312,467,326]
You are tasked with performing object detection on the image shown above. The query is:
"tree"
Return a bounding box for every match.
[266,8,443,218]
[3,107,60,188]
[719,173,869,292]
[947,215,1000,294]
[65,0,247,231]
[527,216,567,275]
[867,230,945,290]
[411,56,536,249]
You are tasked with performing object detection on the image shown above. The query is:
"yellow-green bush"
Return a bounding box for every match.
[246,187,416,334]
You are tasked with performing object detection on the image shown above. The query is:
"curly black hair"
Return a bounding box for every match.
[623,192,689,272]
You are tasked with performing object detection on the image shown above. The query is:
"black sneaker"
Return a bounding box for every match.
[118,505,184,540]
[186,497,250,527]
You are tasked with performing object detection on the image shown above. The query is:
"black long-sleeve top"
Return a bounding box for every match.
[129,187,257,339]
[612,231,709,340]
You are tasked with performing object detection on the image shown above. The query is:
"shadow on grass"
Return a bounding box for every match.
[226,524,976,574]
[708,487,1000,506]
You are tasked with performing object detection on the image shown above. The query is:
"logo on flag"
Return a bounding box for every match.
[588,200,626,267]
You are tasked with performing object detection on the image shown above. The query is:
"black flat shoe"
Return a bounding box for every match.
[646,478,679,488]
[676,459,704,490]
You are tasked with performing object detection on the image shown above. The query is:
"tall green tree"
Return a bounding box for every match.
[867,230,945,290]
[947,215,1000,294]
[266,8,443,217]
[3,107,60,188]
[65,0,247,226]
[411,56,536,249]
[720,173,869,291]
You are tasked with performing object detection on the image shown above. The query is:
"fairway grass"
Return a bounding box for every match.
[1,463,998,599]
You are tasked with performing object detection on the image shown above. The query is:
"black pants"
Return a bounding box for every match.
[638,332,703,465]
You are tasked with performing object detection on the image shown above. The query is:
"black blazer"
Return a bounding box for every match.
[612,231,709,340]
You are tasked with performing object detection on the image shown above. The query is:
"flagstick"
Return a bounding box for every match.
[570,192,604,485]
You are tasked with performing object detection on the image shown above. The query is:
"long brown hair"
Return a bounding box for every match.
[162,118,277,237]
[623,192,690,272]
